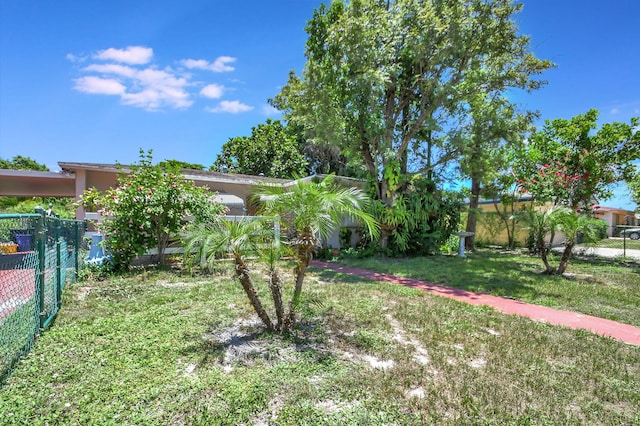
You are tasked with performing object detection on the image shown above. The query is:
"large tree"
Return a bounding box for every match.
[455,93,534,250]
[211,119,307,179]
[273,0,552,247]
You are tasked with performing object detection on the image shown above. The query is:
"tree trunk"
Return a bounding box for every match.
[378,180,395,250]
[465,176,481,251]
[555,243,574,275]
[539,247,554,274]
[156,233,168,265]
[283,243,313,331]
[269,269,285,331]
[234,256,273,331]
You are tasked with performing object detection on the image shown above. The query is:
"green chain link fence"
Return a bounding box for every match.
[0,213,84,383]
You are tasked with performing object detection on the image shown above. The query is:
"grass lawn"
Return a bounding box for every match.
[339,249,640,328]
[1,262,639,425]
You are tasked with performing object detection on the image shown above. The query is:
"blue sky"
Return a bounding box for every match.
[1,0,639,209]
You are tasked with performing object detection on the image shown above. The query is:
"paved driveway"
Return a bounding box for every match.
[569,246,640,261]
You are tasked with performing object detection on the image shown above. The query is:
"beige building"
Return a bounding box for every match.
[0,163,365,248]
[0,162,290,218]
[471,197,638,247]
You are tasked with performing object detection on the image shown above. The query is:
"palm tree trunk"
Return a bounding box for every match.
[269,269,285,331]
[556,244,574,275]
[540,247,554,274]
[234,256,273,331]
[283,244,313,331]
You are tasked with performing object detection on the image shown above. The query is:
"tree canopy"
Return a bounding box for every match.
[516,110,640,212]
[211,119,307,179]
[0,155,49,171]
[273,0,552,248]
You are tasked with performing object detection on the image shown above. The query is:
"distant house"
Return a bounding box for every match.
[592,205,640,236]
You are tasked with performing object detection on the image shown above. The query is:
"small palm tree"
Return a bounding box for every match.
[258,175,379,330]
[184,175,378,333]
[519,206,561,274]
[520,206,601,275]
[554,209,601,275]
[183,218,274,331]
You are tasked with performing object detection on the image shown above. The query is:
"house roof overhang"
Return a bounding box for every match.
[0,169,76,197]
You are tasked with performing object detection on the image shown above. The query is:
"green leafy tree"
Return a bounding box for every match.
[211,119,307,178]
[81,150,225,270]
[0,155,49,171]
[157,160,205,171]
[517,110,640,212]
[184,218,276,330]
[258,174,378,329]
[273,0,552,248]
[367,177,463,255]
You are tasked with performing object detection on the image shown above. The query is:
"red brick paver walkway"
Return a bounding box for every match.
[311,261,640,346]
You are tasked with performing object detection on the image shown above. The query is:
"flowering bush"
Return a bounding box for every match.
[81,150,226,270]
[516,110,638,213]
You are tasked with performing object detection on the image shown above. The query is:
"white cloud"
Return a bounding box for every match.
[94,46,153,65]
[71,46,240,111]
[181,56,236,72]
[83,64,137,78]
[76,63,192,110]
[66,53,83,63]
[262,104,281,116]
[74,76,126,95]
[207,100,254,114]
[610,108,620,115]
[200,84,224,99]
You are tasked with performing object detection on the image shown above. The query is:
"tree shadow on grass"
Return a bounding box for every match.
[180,317,335,370]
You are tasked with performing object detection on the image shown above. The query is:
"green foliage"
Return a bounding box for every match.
[0,197,76,218]
[211,119,307,178]
[366,178,463,256]
[517,110,640,210]
[184,175,378,332]
[258,175,379,246]
[0,155,49,171]
[81,150,225,270]
[520,206,604,274]
[339,226,352,248]
[157,159,205,171]
[591,219,609,241]
[274,0,551,251]
[438,234,460,255]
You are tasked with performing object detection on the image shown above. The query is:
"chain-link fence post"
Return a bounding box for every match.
[55,219,62,311]
[74,222,80,282]
[35,213,46,330]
